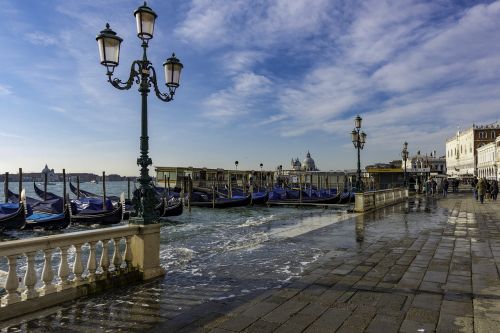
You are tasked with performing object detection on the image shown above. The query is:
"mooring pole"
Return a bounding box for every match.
[3,172,8,203]
[127,177,131,200]
[102,171,106,210]
[44,172,48,201]
[63,169,66,208]
[18,168,22,202]
[77,176,80,199]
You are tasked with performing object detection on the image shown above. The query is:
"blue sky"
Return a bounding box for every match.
[1,0,499,176]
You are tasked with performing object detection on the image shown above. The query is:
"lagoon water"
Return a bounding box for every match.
[0,181,352,310]
[0,182,443,331]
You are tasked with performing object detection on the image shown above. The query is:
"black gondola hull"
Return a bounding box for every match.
[0,204,26,231]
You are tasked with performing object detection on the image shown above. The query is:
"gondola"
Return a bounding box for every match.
[267,188,341,204]
[69,181,122,202]
[70,193,125,225]
[160,198,183,217]
[338,192,352,204]
[188,194,252,208]
[69,181,135,211]
[7,188,63,214]
[70,202,124,225]
[0,202,26,231]
[33,182,61,201]
[23,205,71,230]
[251,191,269,205]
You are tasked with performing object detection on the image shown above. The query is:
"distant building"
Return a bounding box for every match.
[477,136,499,180]
[290,151,318,171]
[446,122,500,177]
[41,164,57,182]
[404,151,446,175]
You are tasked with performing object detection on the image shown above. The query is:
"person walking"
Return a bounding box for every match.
[431,179,437,197]
[472,177,478,200]
[442,178,449,198]
[477,177,486,204]
[491,180,499,201]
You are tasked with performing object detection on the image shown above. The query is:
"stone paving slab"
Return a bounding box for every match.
[169,194,500,332]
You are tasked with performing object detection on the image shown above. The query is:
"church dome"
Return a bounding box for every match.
[302,151,316,171]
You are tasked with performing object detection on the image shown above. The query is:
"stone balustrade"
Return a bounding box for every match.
[354,188,409,212]
[0,223,164,321]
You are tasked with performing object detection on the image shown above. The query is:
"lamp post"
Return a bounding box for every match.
[351,115,367,192]
[235,161,239,170]
[402,142,409,188]
[96,2,183,224]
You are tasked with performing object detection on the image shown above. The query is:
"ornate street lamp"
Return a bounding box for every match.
[401,142,409,188]
[97,2,183,224]
[351,115,367,192]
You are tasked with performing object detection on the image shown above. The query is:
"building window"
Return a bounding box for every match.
[492,131,496,139]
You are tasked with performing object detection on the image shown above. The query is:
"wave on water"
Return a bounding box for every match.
[160,246,196,271]
[238,214,276,228]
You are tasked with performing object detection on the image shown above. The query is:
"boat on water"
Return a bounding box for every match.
[188,192,252,208]
[23,205,71,230]
[0,202,26,231]
[35,182,124,225]
[1,190,70,231]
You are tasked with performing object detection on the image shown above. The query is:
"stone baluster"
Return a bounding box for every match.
[112,238,123,272]
[41,249,56,295]
[100,239,110,276]
[124,236,133,271]
[87,241,98,281]
[58,246,71,289]
[23,251,38,300]
[2,255,20,305]
[73,244,84,283]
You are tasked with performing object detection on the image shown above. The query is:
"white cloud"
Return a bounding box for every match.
[203,72,272,120]
[49,106,66,113]
[25,32,57,46]
[0,84,12,96]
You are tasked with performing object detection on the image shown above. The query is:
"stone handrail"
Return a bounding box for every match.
[354,188,408,212]
[0,223,164,321]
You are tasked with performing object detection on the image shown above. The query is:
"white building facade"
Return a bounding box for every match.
[446,123,500,177]
[477,142,496,180]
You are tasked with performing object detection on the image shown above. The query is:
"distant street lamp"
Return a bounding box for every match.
[351,115,367,192]
[235,160,239,170]
[402,142,409,188]
[96,2,183,224]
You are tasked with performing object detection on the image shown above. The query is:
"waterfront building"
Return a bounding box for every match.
[477,137,499,180]
[41,164,57,182]
[446,122,500,177]
[404,151,446,175]
[290,151,318,171]
[155,165,349,191]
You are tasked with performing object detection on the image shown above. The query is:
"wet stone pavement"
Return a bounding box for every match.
[3,193,500,332]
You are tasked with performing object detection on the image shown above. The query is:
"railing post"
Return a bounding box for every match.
[87,241,98,282]
[100,240,110,276]
[41,249,56,295]
[72,244,84,284]
[2,255,20,305]
[58,246,71,289]
[23,251,38,300]
[112,238,123,272]
[124,236,133,271]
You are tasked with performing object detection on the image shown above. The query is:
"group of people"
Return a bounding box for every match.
[472,177,499,204]
[423,177,499,204]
